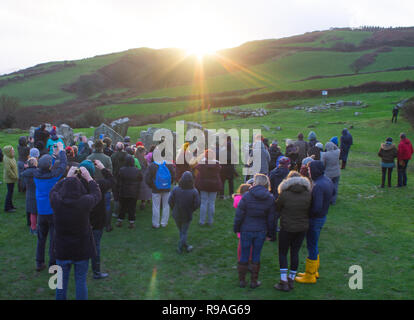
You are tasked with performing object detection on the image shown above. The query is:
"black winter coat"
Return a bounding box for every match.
[118,165,143,198]
[309,161,334,219]
[90,168,115,230]
[168,172,201,224]
[50,177,102,261]
[194,161,222,192]
[268,144,282,172]
[233,185,277,240]
[269,166,289,199]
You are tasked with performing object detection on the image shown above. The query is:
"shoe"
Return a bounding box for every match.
[116,221,122,227]
[237,262,249,288]
[274,280,290,292]
[161,224,167,228]
[250,262,261,288]
[152,225,160,229]
[288,278,295,290]
[128,222,135,229]
[105,225,113,232]
[199,222,205,227]
[295,258,318,284]
[29,228,37,235]
[93,272,109,279]
[36,263,46,272]
[185,245,193,253]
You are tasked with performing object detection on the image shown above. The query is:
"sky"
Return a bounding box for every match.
[1,0,414,75]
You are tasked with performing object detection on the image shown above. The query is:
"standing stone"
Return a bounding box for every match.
[57,124,74,146]
[94,123,124,145]
[110,117,130,137]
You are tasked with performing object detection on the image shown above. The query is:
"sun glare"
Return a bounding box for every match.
[185,46,217,60]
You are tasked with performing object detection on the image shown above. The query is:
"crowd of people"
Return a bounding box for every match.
[1,122,413,298]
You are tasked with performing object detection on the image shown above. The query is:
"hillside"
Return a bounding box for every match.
[1,27,414,127]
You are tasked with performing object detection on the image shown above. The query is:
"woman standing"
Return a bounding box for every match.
[274,171,311,292]
[233,173,276,289]
[22,158,39,234]
[3,146,18,212]
[194,149,222,226]
[135,146,152,210]
[320,142,341,205]
[17,136,30,193]
[378,137,398,188]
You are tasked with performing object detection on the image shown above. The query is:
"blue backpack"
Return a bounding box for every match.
[154,161,171,190]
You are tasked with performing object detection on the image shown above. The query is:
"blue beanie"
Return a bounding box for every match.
[79,160,95,177]
[330,136,338,146]
[30,148,40,158]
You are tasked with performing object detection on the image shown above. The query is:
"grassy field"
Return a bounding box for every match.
[0,90,413,299]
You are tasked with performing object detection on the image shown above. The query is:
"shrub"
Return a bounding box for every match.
[0,95,19,128]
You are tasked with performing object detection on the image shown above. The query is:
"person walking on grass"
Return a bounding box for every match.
[233,174,276,289]
[33,142,67,272]
[168,171,201,254]
[397,133,413,187]
[3,146,18,213]
[145,153,175,229]
[116,155,143,229]
[321,141,341,205]
[274,171,311,292]
[340,128,353,169]
[392,106,399,123]
[378,137,398,188]
[50,166,101,300]
[295,160,334,284]
[194,149,222,226]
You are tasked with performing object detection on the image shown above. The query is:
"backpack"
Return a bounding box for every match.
[154,161,171,190]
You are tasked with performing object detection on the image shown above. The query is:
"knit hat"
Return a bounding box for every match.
[302,157,314,166]
[386,137,393,144]
[308,131,317,141]
[136,141,144,147]
[65,146,75,158]
[279,156,291,168]
[330,136,338,146]
[316,142,324,150]
[79,160,95,177]
[38,154,53,171]
[29,148,40,158]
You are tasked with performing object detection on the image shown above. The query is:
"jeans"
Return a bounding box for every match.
[104,192,112,227]
[382,167,393,187]
[91,229,103,274]
[56,259,89,300]
[36,214,55,267]
[5,183,15,211]
[199,191,217,225]
[152,192,170,227]
[278,230,306,271]
[397,160,409,186]
[330,176,340,204]
[306,216,327,260]
[240,231,266,263]
[175,220,190,249]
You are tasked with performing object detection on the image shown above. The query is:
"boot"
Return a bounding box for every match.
[250,262,261,288]
[184,244,193,253]
[247,260,253,273]
[237,262,249,288]
[92,259,109,280]
[288,278,295,290]
[128,222,135,229]
[298,255,320,278]
[274,280,290,292]
[341,161,346,169]
[116,220,122,228]
[295,258,317,284]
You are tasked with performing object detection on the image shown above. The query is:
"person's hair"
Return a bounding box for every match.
[149,145,156,153]
[66,147,75,158]
[253,173,270,191]
[72,145,78,155]
[400,133,406,140]
[125,146,135,156]
[93,139,104,152]
[298,133,304,140]
[115,142,124,151]
[287,171,301,179]
[135,146,147,168]
[40,124,46,130]
[28,157,38,167]
[236,183,251,195]
[103,137,112,147]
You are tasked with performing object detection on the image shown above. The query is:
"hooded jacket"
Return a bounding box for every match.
[233,185,276,240]
[276,176,312,232]
[22,165,38,213]
[46,135,65,155]
[87,150,113,180]
[168,171,201,224]
[321,142,341,179]
[268,144,283,172]
[269,166,289,199]
[33,151,67,215]
[378,143,398,164]
[50,177,101,261]
[397,138,413,161]
[118,156,143,198]
[18,137,30,162]
[309,161,334,219]
[3,146,18,184]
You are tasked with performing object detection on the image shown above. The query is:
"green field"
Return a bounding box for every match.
[0,90,413,299]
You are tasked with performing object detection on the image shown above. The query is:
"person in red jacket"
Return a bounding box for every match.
[397,133,414,187]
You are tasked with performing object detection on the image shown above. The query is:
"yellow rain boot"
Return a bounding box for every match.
[295,258,317,284]
[298,255,320,279]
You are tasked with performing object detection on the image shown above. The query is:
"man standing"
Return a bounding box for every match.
[111,142,128,219]
[340,128,353,170]
[295,160,334,284]
[397,133,414,187]
[392,106,399,123]
[88,140,113,232]
[33,142,67,271]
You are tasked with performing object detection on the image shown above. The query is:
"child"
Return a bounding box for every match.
[233,184,252,262]
[168,171,200,253]
[3,146,18,212]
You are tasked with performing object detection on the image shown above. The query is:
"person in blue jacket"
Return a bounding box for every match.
[33,142,67,272]
[295,160,334,284]
[233,173,276,289]
[46,133,65,156]
[340,128,353,169]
